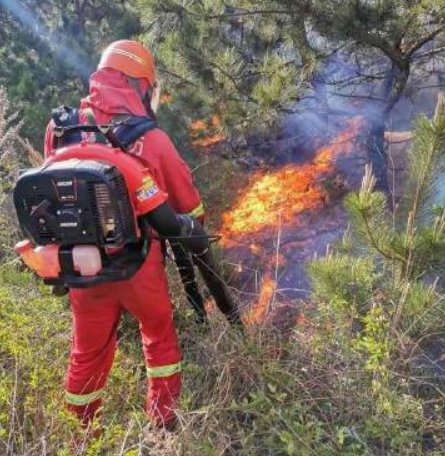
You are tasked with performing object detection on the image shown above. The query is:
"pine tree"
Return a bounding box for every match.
[346,105,445,283]
[306,112,445,448]
[309,107,445,353]
[138,1,445,189]
[138,0,316,141]
[308,0,445,192]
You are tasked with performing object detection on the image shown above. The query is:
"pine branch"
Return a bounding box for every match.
[408,113,445,225]
[405,25,445,58]
[346,165,408,266]
[205,10,295,20]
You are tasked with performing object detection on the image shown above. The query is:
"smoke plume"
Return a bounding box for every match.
[0,0,93,79]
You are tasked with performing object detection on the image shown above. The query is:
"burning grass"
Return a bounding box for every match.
[190,115,226,148]
[243,275,277,325]
[218,119,365,326]
[221,118,364,240]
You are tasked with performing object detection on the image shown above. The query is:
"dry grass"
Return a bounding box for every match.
[1,263,444,456]
[0,86,43,261]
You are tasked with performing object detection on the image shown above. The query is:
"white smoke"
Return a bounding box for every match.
[0,0,93,79]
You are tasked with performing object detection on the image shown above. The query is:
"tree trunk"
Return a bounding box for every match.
[365,118,390,193]
[365,60,410,194]
[73,0,86,39]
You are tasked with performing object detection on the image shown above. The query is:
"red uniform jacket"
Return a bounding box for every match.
[44,68,204,220]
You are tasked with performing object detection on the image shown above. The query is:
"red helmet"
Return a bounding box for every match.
[98,40,157,86]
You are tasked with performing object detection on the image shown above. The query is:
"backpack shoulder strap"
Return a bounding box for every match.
[51,106,158,152]
[112,116,158,150]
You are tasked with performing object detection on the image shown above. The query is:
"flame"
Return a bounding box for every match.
[221,118,363,239]
[190,115,226,148]
[160,93,173,104]
[244,276,277,325]
[190,120,207,131]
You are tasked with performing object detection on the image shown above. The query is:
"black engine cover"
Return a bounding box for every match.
[14,159,138,248]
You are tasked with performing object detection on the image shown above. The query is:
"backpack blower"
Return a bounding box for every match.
[13,109,243,328]
[14,144,154,287]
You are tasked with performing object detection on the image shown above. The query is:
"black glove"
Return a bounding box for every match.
[143,202,209,255]
[176,215,210,256]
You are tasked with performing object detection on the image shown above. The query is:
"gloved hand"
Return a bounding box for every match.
[143,202,210,255]
[176,215,210,256]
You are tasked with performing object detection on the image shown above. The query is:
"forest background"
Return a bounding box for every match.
[1,1,445,455]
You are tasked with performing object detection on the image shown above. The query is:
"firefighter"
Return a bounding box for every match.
[44,40,205,429]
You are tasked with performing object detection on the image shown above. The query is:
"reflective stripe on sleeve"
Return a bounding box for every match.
[146,362,182,378]
[188,203,204,219]
[65,389,103,406]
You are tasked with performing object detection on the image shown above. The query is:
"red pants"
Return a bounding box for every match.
[65,245,181,427]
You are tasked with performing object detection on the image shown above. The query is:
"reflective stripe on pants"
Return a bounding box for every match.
[146,362,182,378]
[66,389,103,406]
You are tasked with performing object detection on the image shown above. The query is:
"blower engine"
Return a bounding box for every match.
[14,144,152,288]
